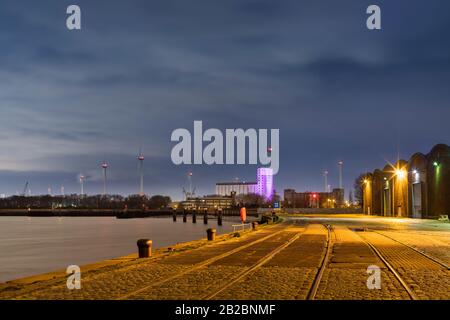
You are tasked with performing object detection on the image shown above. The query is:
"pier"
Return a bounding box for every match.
[0,215,449,300]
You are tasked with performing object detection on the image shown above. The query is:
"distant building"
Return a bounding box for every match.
[216,182,257,196]
[284,188,344,208]
[180,194,235,210]
[215,167,275,200]
[256,168,274,200]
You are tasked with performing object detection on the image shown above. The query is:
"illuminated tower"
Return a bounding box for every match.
[256,168,274,200]
[101,161,108,196]
[138,150,145,196]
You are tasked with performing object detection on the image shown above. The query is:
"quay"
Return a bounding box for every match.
[0,214,449,300]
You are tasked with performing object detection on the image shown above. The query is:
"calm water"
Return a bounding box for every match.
[0,216,239,283]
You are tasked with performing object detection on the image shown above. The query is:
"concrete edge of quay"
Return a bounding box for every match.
[0,217,281,288]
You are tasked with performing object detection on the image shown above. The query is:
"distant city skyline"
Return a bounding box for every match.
[1,1,449,200]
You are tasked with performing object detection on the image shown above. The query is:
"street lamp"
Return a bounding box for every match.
[395,169,406,179]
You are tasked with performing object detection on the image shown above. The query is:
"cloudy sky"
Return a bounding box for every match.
[0,0,449,200]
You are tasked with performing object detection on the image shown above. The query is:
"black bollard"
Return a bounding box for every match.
[207,228,216,241]
[137,239,152,258]
[183,209,187,223]
[192,210,197,223]
[203,209,208,224]
[252,221,258,230]
[173,212,177,222]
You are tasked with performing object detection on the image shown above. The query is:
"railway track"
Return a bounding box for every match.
[359,235,419,300]
[116,223,292,300]
[372,230,450,270]
[354,229,450,300]
[306,224,333,300]
[204,227,303,299]
[203,223,333,300]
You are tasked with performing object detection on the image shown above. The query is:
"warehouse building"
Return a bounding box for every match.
[362,143,449,218]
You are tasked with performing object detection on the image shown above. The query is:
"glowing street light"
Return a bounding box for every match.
[395,169,406,179]
[433,161,439,167]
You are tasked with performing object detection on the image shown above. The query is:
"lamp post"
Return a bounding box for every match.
[363,179,368,214]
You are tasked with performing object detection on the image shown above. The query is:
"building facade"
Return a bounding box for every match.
[180,194,235,210]
[284,188,345,208]
[215,182,256,196]
[362,143,449,218]
[256,168,274,200]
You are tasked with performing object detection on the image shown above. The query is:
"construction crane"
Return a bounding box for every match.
[182,187,196,200]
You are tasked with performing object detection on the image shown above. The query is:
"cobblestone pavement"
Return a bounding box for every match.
[0,223,290,300]
[315,226,411,300]
[212,224,326,300]
[375,230,450,265]
[358,231,450,299]
[1,216,449,300]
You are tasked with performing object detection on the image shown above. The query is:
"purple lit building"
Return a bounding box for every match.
[215,167,275,199]
[256,168,274,200]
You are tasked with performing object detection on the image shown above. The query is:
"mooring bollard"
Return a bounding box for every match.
[173,212,177,222]
[203,210,208,224]
[192,210,197,223]
[137,239,152,258]
[218,212,222,226]
[207,228,216,241]
[252,221,258,230]
[183,209,187,222]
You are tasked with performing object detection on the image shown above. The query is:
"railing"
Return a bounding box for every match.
[232,223,252,232]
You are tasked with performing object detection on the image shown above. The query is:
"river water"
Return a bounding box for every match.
[0,216,239,283]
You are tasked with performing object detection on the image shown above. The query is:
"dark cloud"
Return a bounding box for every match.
[0,0,449,199]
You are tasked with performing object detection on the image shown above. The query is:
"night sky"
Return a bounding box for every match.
[0,0,449,200]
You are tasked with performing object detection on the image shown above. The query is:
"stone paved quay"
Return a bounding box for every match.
[0,215,449,300]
